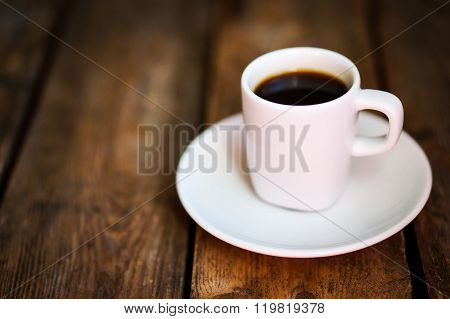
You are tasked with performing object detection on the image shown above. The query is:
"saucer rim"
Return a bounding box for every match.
[176,113,432,258]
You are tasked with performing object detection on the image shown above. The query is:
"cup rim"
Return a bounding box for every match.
[241,47,361,109]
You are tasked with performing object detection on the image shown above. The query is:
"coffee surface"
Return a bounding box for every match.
[254,70,348,105]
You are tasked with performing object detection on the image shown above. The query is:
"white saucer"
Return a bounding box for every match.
[176,112,432,257]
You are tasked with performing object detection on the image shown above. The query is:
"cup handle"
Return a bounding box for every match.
[352,89,404,157]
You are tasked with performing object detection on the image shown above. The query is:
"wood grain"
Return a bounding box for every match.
[377,0,449,298]
[191,0,412,298]
[0,0,209,298]
[0,0,60,176]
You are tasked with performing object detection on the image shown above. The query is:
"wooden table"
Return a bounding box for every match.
[0,0,448,298]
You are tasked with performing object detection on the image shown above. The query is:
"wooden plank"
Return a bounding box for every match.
[0,0,209,298]
[191,0,412,298]
[0,0,60,177]
[378,0,449,298]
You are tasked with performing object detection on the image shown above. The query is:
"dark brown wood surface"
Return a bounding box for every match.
[0,0,448,298]
[0,0,61,182]
[377,0,450,298]
[0,0,209,298]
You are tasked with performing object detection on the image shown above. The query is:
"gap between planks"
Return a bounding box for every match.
[0,0,72,206]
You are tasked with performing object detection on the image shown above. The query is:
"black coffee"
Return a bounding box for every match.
[254,70,348,105]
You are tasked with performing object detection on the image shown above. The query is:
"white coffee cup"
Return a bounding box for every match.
[241,47,403,211]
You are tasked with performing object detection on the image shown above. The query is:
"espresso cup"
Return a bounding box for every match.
[241,47,403,210]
